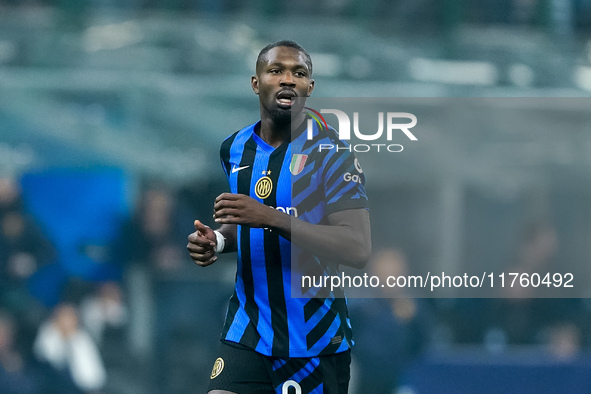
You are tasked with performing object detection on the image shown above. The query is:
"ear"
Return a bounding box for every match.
[251,75,259,95]
[307,79,315,97]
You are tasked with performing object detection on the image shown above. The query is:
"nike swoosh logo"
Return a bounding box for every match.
[231,165,250,173]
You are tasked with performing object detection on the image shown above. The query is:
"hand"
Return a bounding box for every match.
[213,193,274,228]
[187,220,217,267]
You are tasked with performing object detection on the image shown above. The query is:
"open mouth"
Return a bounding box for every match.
[276,90,296,108]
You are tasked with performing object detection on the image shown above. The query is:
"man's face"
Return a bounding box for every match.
[252,46,314,123]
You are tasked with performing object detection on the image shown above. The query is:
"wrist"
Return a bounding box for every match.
[214,230,226,253]
[268,207,293,234]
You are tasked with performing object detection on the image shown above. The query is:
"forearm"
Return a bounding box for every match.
[217,224,237,253]
[270,209,371,269]
[211,193,371,266]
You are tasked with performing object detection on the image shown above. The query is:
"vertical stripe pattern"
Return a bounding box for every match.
[219,119,368,358]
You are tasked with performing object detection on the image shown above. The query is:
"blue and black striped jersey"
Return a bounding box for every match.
[219,118,368,358]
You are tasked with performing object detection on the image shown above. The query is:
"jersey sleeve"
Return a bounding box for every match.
[322,142,369,215]
[219,133,234,181]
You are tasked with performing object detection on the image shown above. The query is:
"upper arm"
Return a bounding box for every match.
[322,141,371,267]
[321,141,369,215]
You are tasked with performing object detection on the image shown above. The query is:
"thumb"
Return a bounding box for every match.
[194,220,211,234]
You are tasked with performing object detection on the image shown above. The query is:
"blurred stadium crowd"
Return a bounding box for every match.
[0,175,233,393]
[3,173,591,394]
[1,1,591,393]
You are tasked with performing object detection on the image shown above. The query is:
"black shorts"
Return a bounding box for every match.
[208,341,351,394]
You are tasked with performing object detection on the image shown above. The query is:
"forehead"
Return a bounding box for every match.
[259,46,309,70]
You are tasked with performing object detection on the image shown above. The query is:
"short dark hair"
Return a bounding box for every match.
[256,40,313,76]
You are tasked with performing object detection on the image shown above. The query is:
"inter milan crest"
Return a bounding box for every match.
[290,154,308,175]
[255,176,273,199]
[210,357,224,379]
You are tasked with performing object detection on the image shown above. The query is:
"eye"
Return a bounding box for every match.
[295,71,306,77]
[269,69,282,74]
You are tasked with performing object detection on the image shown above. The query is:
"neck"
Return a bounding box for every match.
[258,111,306,148]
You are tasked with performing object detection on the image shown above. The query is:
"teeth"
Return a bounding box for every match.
[278,99,291,104]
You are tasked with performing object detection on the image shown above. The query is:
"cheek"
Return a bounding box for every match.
[262,87,278,102]
[259,75,276,87]
[298,86,311,97]
[257,80,272,94]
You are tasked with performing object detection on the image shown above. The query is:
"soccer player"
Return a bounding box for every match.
[187,40,371,394]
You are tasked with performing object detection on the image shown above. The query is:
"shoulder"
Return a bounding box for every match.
[310,123,347,146]
[220,121,258,158]
[221,122,256,148]
[314,124,355,164]
[302,123,350,158]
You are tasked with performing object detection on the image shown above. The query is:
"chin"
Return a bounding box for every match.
[269,108,292,124]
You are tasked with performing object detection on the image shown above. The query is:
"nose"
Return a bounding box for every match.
[280,72,296,86]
